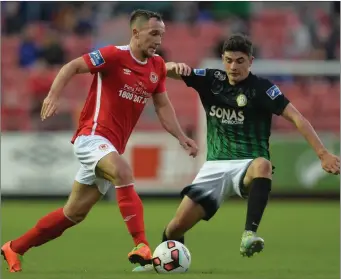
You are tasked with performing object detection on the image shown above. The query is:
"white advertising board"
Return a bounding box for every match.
[1,132,202,196]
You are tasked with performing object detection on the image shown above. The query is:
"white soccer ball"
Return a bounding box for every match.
[152,240,191,273]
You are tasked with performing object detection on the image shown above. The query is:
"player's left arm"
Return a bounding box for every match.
[262,82,339,175]
[281,103,340,175]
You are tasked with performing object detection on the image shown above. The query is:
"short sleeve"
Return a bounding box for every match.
[154,60,166,94]
[82,45,118,74]
[182,68,209,90]
[258,80,290,115]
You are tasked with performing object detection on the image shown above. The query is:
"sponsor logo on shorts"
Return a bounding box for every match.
[150,72,158,83]
[89,50,105,67]
[99,144,109,151]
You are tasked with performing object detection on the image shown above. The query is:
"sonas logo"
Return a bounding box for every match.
[209,106,244,124]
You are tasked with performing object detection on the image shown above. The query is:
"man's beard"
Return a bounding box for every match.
[137,42,150,59]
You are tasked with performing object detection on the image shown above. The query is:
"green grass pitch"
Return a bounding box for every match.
[1,199,339,279]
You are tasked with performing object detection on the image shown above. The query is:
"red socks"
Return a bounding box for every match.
[11,208,75,255]
[9,186,148,256]
[116,184,149,246]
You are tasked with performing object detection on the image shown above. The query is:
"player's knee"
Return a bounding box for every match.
[97,153,134,185]
[101,158,133,185]
[252,157,272,178]
[113,165,134,185]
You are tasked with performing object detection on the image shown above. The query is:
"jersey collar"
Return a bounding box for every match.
[127,45,148,65]
[228,72,253,86]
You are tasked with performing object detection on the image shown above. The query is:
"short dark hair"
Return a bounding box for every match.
[222,34,253,56]
[130,9,162,27]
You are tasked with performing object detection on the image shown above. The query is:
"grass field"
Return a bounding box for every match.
[1,199,339,279]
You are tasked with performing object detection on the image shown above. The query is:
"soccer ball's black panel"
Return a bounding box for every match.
[171,249,179,261]
[152,257,161,266]
[167,241,176,249]
[163,249,180,271]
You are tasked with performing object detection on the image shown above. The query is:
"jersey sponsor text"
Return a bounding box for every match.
[209,105,244,125]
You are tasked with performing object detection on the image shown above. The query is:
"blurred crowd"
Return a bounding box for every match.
[1,2,340,133]
[2,1,340,63]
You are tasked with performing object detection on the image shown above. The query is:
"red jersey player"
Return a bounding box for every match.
[1,10,198,272]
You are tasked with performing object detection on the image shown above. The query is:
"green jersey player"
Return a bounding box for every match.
[133,34,340,272]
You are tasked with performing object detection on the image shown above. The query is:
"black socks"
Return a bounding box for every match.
[245,178,272,232]
[162,229,185,244]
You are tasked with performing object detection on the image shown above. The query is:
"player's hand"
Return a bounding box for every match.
[179,136,198,158]
[41,94,59,121]
[167,62,191,76]
[320,151,340,175]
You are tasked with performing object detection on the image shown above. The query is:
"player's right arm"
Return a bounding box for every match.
[41,46,118,120]
[165,62,192,80]
[165,62,212,93]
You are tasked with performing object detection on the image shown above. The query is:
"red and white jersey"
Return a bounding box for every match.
[71,45,166,154]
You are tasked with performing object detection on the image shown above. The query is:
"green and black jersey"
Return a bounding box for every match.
[182,69,290,161]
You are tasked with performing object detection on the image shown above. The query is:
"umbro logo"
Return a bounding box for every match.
[123,214,136,222]
[123,68,131,75]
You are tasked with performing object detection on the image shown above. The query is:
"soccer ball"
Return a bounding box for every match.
[152,240,191,273]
